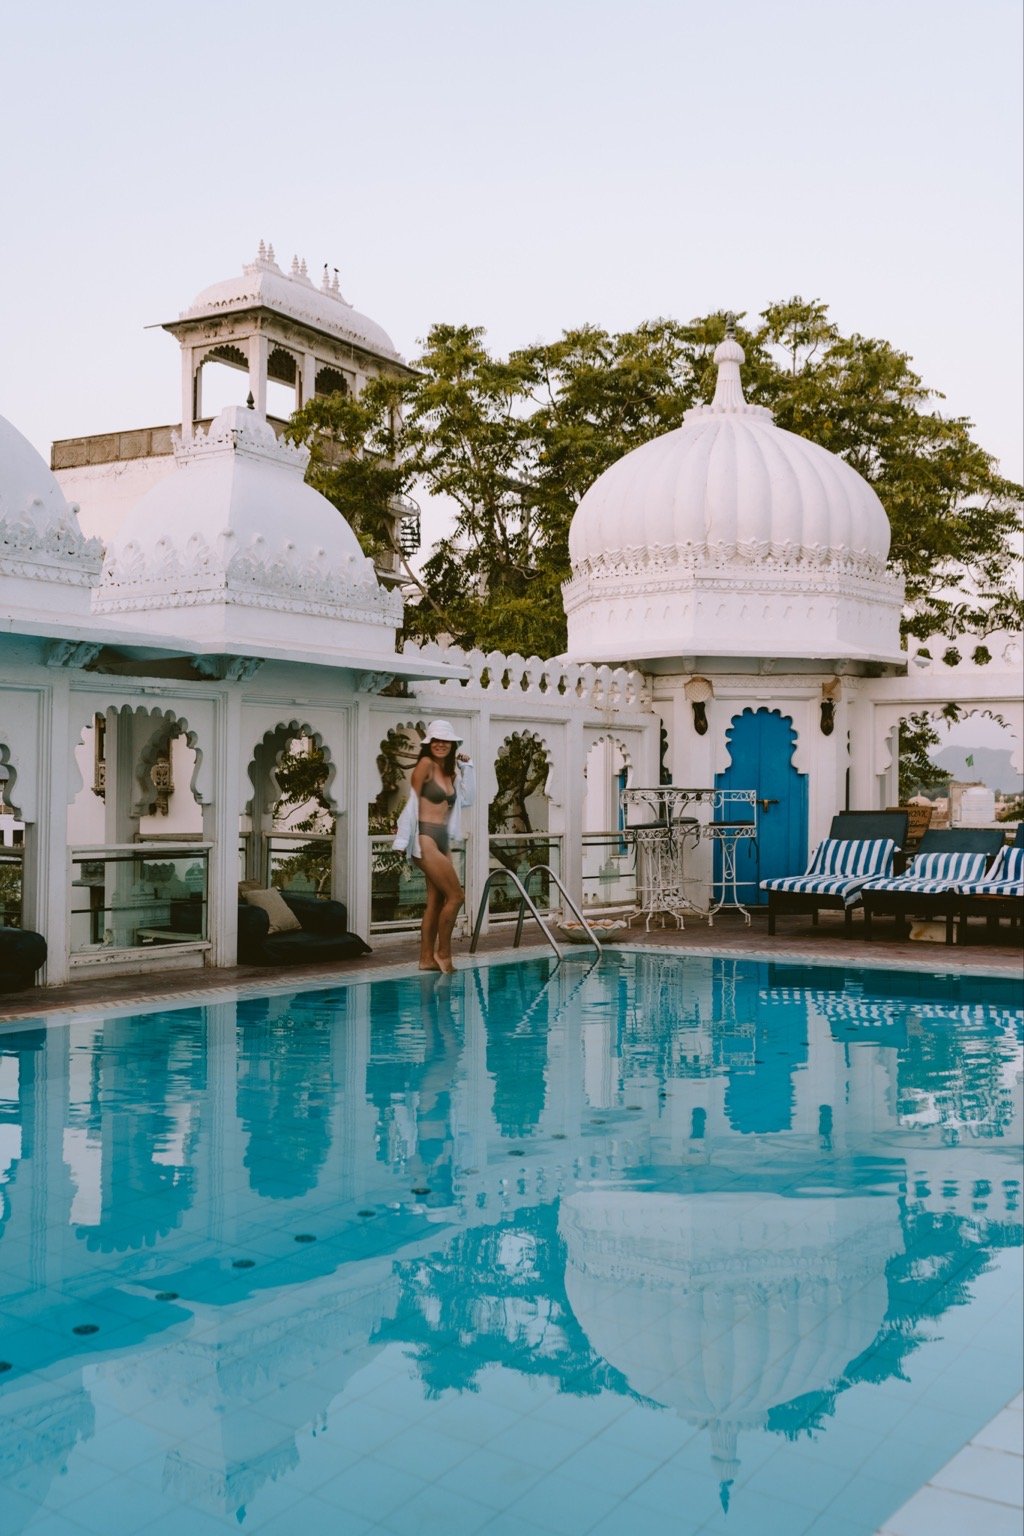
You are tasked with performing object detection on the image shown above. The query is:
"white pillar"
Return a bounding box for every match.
[302,352,317,408]
[248,334,269,416]
[180,345,196,441]
[206,690,241,968]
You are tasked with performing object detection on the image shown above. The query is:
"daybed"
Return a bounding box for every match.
[762,811,908,937]
[236,891,371,967]
[861,829,1005,944]
[170,888,372,967]
[956,825,1024,944]
[0,926,47,991]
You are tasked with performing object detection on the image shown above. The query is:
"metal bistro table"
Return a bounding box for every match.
[622,787,758,928]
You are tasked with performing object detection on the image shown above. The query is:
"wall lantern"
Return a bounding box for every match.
[684,676,714,735]
[820,677,841,736]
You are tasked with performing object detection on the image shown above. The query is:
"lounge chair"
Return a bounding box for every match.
[762,811,908,936]
[861,829,1004,944]
[956,830,1024,943]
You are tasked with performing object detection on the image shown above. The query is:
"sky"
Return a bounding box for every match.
[1,0,1021,483]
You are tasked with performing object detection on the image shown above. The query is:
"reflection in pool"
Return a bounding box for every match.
[0,954,1020,1535]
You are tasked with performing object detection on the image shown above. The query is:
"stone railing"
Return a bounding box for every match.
[402,641,652,710]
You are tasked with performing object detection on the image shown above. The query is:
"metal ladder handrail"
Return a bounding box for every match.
[516,866,603,957]
[468,865,603,960]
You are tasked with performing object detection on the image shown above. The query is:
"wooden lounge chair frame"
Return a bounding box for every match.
[765,811,909,937]
[861,829,1005,945]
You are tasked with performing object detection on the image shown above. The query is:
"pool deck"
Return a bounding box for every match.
[1,907,1020,1533]
[0,907,1020,1023]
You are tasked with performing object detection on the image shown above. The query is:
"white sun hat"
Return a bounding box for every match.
[423,718,462,744]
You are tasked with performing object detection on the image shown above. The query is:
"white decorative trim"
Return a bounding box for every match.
[0,507,104,584]
[95,533,402,626]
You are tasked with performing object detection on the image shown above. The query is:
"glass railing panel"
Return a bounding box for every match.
[69,845,210,954]
[264,834,334,897]
[582,832,636,911]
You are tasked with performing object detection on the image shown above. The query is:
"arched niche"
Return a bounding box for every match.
[582,732,634,834]
[241,721,340,894]
[874,704,1023,827]
[67,705,209,848]
[370,720,427,833]
[68,695,215,807]
[490,730,554,837]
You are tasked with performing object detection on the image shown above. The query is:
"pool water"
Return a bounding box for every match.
[0,953,1021,1536]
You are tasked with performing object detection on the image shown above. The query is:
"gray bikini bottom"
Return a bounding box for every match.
[418,821,450,856]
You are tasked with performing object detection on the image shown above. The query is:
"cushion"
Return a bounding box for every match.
[863,851,990,895]
[242,887,302,935]
[807,838,897,879]
[761,874,872,906]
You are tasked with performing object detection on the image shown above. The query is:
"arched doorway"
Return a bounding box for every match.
[716,709,808,903]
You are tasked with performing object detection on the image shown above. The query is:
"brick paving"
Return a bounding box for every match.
[1,908,1019,1023]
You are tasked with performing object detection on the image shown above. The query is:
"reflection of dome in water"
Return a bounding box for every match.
[560,1190,898,1484]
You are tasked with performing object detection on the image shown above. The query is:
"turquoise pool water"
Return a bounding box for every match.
[0,953,1021,1536]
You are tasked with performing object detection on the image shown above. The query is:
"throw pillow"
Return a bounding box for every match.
[242,887,302,935]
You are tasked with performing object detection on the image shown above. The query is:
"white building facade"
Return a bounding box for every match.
[0,264,1019,986]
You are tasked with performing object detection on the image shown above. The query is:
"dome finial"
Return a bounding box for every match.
[711,314,747,410]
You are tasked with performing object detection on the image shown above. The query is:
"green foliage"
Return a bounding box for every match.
[271,741,334,895]
[997,795,1024,823]
[898,714,954,801]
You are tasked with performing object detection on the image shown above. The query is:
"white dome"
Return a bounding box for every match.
[181,244,401,362]
[0,412,103,617]
[563,332,905,664]
[95,404,402,660]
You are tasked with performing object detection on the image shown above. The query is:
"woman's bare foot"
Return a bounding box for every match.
[436,955,456,974]
[419,961,443,972]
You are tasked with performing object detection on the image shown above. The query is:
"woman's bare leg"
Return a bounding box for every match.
[415,841,464,972]
[415,868,443,969]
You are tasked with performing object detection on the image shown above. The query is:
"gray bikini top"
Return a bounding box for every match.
[421,776,456,808]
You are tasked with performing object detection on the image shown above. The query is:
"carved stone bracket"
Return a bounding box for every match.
[192,655,265,681]
[45,640,104,670]
[355,671,395,694]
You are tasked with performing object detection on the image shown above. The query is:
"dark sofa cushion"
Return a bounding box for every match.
[256,929,371,966]
[281,894,349,934]
[0,927,47,991]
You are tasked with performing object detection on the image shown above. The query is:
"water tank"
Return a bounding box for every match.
[959,786,995,826]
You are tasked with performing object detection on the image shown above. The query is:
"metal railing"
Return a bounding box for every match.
[469,864,603,960]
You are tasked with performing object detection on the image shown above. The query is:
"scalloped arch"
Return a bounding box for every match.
[68,704,209,807]
[242,719,340,813]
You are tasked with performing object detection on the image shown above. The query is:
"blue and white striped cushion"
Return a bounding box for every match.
[807,838,897,879]
[958,875,1024,898]
[864,851,989,894]
[981,846,1024,884]
[907,851,990,883]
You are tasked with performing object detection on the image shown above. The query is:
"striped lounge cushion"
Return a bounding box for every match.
[863,851,989,895]
[807,838,898,879]
[762,839,897,906]
[956,847,1024,898]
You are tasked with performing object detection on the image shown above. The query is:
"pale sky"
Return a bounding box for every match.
[1,0,1021,488]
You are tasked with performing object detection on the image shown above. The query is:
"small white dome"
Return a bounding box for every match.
[95,404,402,659]
[563,331,904,664]
[0,412,103,615]
[181,245,401,362]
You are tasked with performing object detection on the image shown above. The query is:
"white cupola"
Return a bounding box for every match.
[0,411,103,619]
[563,322,905,666]
[94,402,403,661]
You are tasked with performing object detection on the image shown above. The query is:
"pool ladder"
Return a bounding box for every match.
[469,865,603,960]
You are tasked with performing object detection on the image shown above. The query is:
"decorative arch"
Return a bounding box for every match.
[315,365,349,399]
[267,345,299,385]
[716,708,809,896]
[67,704,210,809]
[242,720,341,817]
[0,738,23,823]
[371,720,427,826]
[490,729,555,835]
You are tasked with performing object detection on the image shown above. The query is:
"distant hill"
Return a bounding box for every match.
[932,746,1024,794]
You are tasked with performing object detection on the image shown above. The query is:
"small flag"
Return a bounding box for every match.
[965,754,974,767]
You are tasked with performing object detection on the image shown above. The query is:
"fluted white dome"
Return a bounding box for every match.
[94,404,402,660]
[0,412,103,617]
[563,332,905,664]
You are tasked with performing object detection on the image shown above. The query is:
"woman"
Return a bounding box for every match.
[393,720,476,972]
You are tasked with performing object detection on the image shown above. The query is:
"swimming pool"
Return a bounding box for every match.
[0,952,1020,1536]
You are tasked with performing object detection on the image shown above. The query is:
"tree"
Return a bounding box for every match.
[287,299,1022,661]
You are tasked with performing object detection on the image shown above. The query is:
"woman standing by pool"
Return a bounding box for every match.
[393,720,476,972]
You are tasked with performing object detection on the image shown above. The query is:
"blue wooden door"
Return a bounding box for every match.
[715,709,808,904]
